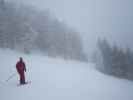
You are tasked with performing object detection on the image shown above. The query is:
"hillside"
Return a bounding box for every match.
[0,49,133,100]
[0,1,86,61]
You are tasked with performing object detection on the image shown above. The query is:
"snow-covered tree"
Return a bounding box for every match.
[96,38,133,80]
[0,1,87,61]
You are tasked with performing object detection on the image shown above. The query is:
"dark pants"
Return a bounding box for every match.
[19,71,25,84]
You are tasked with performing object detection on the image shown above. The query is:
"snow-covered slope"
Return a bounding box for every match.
[0,49,133,100]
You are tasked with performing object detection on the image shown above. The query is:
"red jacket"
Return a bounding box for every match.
[16,61,26,74]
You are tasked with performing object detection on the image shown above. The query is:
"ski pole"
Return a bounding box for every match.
[6,73,16,82]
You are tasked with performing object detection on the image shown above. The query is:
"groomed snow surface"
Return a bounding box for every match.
[0,49,133,100]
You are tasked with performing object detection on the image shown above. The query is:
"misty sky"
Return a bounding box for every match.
[11,0,133,54]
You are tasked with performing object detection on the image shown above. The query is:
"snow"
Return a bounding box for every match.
[0,49,133,100]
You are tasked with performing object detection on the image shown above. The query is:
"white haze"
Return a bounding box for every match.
[1,49,133,100]
[8,0,133,55]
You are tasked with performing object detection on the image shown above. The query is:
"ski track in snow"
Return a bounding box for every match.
[0,49,133,100]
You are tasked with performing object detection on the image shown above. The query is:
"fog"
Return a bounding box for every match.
[96,0,133,49]
[9,0,133,55]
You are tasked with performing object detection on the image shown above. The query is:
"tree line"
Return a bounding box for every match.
[94,38,133,80]
[0,1,87,61]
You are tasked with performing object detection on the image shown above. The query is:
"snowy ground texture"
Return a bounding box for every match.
[0,49,133,100]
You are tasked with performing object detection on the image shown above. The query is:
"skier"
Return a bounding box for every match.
[16,57,26,85]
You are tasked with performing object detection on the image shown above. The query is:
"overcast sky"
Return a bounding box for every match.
[10,0,133,54]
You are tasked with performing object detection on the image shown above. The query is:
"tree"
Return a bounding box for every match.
[0,1,87,61]
[96,38,133,80]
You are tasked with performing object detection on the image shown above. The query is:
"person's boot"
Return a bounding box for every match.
[22,80,26,84]
[20,80,25,85]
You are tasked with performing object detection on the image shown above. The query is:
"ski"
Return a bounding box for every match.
[17,81,31,87]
